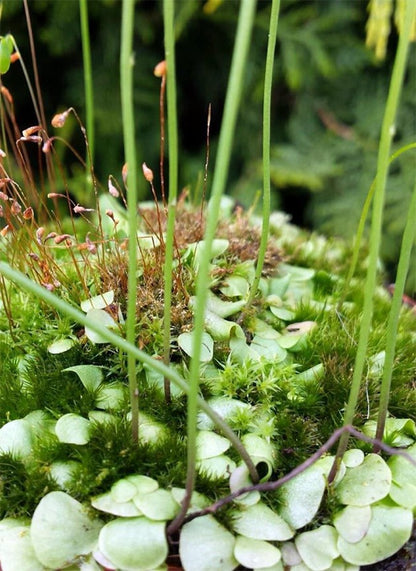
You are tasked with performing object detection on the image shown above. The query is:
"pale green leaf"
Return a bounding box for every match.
[295,525,339,571]
[179,515,237,571]
[55,414,91,445]
[63,365,103,392]
[98,517,168,571]
[335,454,391,506]
[233,502,294,541]
[234,536,281,569]
[338,502,413,566]
[31,492,102,569]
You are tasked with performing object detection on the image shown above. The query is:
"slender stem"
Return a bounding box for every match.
[375,180,416,447]
[330,0,416,480]
[120,0,139,442]
[79,0,95,165]
[0,262,258,481]
[337,142,416,311]
[162,0,179,403]
[246,0,280,309]
[168,0,258,536]
[23,0,46,129]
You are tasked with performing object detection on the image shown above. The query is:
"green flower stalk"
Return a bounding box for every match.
[79,0,95,166]
[120,0,139,442]
[246,0,281,309]
[162,0,179,402]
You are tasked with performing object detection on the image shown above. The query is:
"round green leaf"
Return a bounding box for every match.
[234,536,281,569]
[197,455,237,479]
[180,515,237,571]
[338,502,413,565]
[99,517,167,571]
[0,419,33,459]
[0,525,44,571]
[196,430,231,459]
[277,465,326,529]
[63,365,103,391]
[295,525,339,571]
[197,397,252,431]
[81,290,114,312]
[55,413,91,445]
[125,474,159,494]
[233,502,294,541]
[220,275,249,298]
[91,492,142,517]
[229,464,261,506]
[133,488,179,521]
[177,330,214,362]
[388,443,416,510]
[85,308,118,344]
[333,505,371,543]
[49,461,81,490]
[31,491,102,568]
[343,449,364,468]
[110,479,137,503]
[95,382,126,410]
[206,292,246,317]
[48,337,76,354]
[336,454,391,506]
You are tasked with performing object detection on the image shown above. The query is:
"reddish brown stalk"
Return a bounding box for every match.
[154,60,167,206]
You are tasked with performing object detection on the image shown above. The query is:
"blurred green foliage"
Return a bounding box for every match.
[0,0,415,290]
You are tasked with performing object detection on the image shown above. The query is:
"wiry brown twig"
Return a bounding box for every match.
[180,425,416,527]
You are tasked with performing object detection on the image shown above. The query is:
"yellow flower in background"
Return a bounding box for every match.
[395,0,416,41]
[203,0,224,15]
[366,0,416,60]
[366,0,394,60]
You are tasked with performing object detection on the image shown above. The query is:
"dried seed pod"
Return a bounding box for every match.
[154,60,167,78]
[44,232,57,242]
[122,163,128,185]
[51,109,70,128]
[142,162,154,182]
[23,207,34,220]
[54,234,71,245]
[85,233,97,253]
[10,201,21,215]
[36,227,45,244]
[108,177,120,198]
[0,224,11,237]
[73,204,94,214]
[22,126,42,138]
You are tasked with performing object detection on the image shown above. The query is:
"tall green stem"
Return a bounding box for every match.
[120,0,139,442]
[330,0,416,479]
[375,179,416,445]
[338,142,416,311]
[79,0,94,166]
[168,0,258,535]
[246,0,280,308]
[162,0,179,402]
[0,261,257,480]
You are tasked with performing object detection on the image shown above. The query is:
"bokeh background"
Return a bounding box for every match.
[1,0,415,289]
